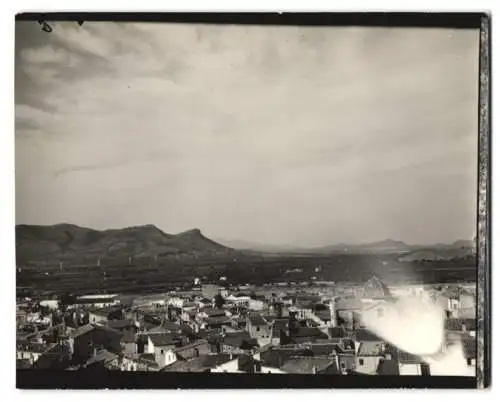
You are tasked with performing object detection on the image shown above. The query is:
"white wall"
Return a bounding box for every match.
[399,364,422,375]
[211,358,241,373]
[40,300,59,310]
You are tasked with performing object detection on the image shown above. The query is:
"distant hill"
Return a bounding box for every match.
[16,224,233,263]
[216,237,474,261]
[214,238,301,253]
[308,239,411,254]
[398,239,475,262]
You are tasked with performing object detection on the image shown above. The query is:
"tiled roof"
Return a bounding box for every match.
[309,343,339,357]
[70,323,96,338]
[175,339,209,352]
[291,327,328,340]
[354,329,382,343]
[200,308,226,317]
[248,314,267,326]
[279,357,338,374]
[148,333,179,347]
[142,321,158,331]
[295,301,316,310]
[328,327,347,339]
[107,319,136,330]
[315,309,331,321]
[196,329,220,341]
[206,316,231,325]
[222,331,258,349]
[161,353,232,372]
[161,321,183,332]
[90,305,122,316]
[84,350,119,367]
[31,343,72,369]
[260,347,310,368]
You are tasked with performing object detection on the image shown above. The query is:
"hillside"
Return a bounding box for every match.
[16,224,233,263]
[398,247,475,262]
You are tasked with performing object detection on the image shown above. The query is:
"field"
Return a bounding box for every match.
[16,252,477,298]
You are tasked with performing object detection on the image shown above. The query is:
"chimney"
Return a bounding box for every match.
[329,299,337,328]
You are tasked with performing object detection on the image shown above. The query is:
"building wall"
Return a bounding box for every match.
[248,323,271,340]
[122,341,137,355]
[73,332,94,363]
[260,366,286,374]
[145,337,154,354]
[40,300,59,310]
[211,358,241,373]
[16,351,41,363]
[399,363,422,375]
[355,356,382,375]
[337,354,356,373]
[155,347,176,368]
[89,313,107,324]
[177,342,211,360]
[249,299,266,311]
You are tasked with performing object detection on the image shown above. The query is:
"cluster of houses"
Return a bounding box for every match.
[16,277,476,375]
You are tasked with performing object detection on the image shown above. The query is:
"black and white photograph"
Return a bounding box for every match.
[14,13,490,389]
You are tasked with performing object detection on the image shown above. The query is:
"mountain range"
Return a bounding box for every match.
[16,223,475,264]
[215,237,475,256]
[16,223,232,263]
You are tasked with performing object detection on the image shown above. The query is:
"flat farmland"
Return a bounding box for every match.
[16,252,477,297]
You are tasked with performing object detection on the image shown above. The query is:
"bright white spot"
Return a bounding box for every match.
[361,293,473,376]
[362,295,445,356]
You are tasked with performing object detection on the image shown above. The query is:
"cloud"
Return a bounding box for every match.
[20,45,81,66]
[15,23,480,245]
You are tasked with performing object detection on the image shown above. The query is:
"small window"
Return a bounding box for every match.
[359,358,364,366]
[256,326,260,332]
[340,362,346,369]
[161,349,164,355]
[466,358,472,366]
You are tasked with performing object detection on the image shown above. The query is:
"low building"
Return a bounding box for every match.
[175,339,211,360]
[89,306,124,324]
[247,313,270,340]
[70,323,123,365]
[40,299,59,310]
[397,350,431,376]
[354,340,387,375]
[279,356,339,374]
[221,331,259,354]
[73,294,120,309]
[162,353,233,373]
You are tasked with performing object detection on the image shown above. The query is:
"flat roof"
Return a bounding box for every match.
[77,294,118,300]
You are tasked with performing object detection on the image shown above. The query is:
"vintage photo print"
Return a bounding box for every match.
[14,13,491,389]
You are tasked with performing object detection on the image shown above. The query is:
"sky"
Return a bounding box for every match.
[15,22,480,247]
